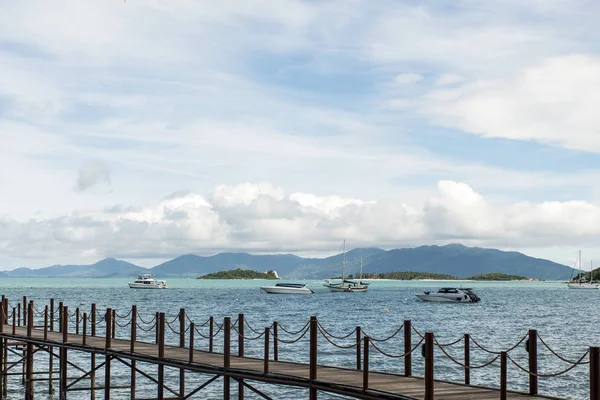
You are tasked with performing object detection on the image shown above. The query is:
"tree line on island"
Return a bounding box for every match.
[197,268,530,281]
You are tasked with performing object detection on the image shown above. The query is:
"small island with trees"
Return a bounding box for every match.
[198,268,279,280]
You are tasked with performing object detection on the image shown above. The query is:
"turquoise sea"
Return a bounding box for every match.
[0,278,594,399]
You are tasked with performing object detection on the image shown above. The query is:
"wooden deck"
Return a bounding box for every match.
[1,324,558,400]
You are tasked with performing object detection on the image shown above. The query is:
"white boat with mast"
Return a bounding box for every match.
[323,240,369,293]
[567,251,598,289]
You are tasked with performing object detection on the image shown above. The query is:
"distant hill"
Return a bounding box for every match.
[1,244,574,281]
[364,244,571,280]
[5,258,148,278]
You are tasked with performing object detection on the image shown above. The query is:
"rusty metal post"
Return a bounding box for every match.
[224,316,231,400]
[105,353,111,400]
[356,326,361,370]
[105,308,112,349]
[22,296,27,326]
[528,329,538,395]
[25,302,34,400]
[60,306,68,400]
[50,299,55,331]
[273,321,279,362]
[111,309,116,339]
[44,305,48,341]
[0,304,3,334]
[591,347,599,400]
[58,302,63,333]
[90,304,96,400]
[75,308,80,335]
[11,308,15,335]
[404,320,412,376]
[17,303,21,327]
[501,351,507,400]
[464,333,470,385]
[155,312,160,344]
[179,308,185,399]
[264,327,270,374]
[363,336,369,392]
[131,305,137,400]
[189,323,195,363]
[424,332,434,400]
[158,312,165,400]
[83,313,87,346]
[209,316,214,352]
[309,316,318,400]
[239,314,245,400]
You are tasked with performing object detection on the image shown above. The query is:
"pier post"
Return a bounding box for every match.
[105,353,111,400]
[264,327,270,374]
[26,302,34,400]
[363,336,369,391]
[238,313,245,400]
[17,303,21,327]
[309,316,318,400]
[158,312,165,400]
[500,351,507,400]
[209,316,214,352]
[60,306,68,400]
[528,329,538,395]
[224,316,231,400]
[50,299,55,331]
[356,326,361,370]
[11,308,15,335]
[83,312,87,346]
[0,306,3,397]
[273,320,279,362]
[424,332,434,400]
[404,320,411,376]
[90,303,96,400]
[58,302,63,333]
[155,312,160,344]
[131,305,137,400]
[105,309,112,349]
[179,308,185,399]
[44,306,48,341]
[591,347,599,400]
[464,333,470,385]
[75,308,80,335]
[189,323,195,363]
[111,309,116,339]
[22,296,27,327]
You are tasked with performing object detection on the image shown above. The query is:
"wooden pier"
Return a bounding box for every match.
[0,296,596,399]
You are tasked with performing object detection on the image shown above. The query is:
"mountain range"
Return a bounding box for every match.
[1,244,574,280]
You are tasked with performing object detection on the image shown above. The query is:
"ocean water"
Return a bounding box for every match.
[0,278,594,399]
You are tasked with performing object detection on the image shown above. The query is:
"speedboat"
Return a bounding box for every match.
[260,283,314,294]
[416,288,480,303]
[128,274,168,289]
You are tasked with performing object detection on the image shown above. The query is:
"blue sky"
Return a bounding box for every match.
[1,0,600,269]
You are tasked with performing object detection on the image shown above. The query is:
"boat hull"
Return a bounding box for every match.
[567,283,598,289]
[260,286,313,294]
[415,294,473,302]
[325,285,368,293]
[128,283,166,289]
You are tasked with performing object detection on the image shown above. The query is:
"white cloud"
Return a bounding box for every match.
[435,73,465,86]
[420,55,600,152]
[75,160,111,192]
[2,181,600,269]
[393,73,422,85]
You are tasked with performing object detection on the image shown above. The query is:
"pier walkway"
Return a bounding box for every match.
[0,296,595,399]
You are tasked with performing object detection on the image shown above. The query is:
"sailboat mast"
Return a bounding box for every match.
[342,239,346,281]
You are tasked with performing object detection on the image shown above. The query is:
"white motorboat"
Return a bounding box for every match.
[260,283,314,294]
[416,288,481,303]
[128,274,168,289]
[567,251,598,290]
[324,240,369,293]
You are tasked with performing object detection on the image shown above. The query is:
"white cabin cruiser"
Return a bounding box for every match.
[260,283,314,294]
[128,274,168,289]
[416,288,480,303]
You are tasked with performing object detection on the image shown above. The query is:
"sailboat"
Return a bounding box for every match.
[567,251,598,290]
[323,240,369,293]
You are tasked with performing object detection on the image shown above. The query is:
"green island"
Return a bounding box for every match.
[198,268,278,280]
[346,271,529,281]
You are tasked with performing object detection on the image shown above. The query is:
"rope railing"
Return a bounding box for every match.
[4,295,600,400]
[508,351,590,377]
[370,335,425,358]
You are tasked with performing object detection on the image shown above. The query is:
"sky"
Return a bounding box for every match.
[1,0,600,270]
